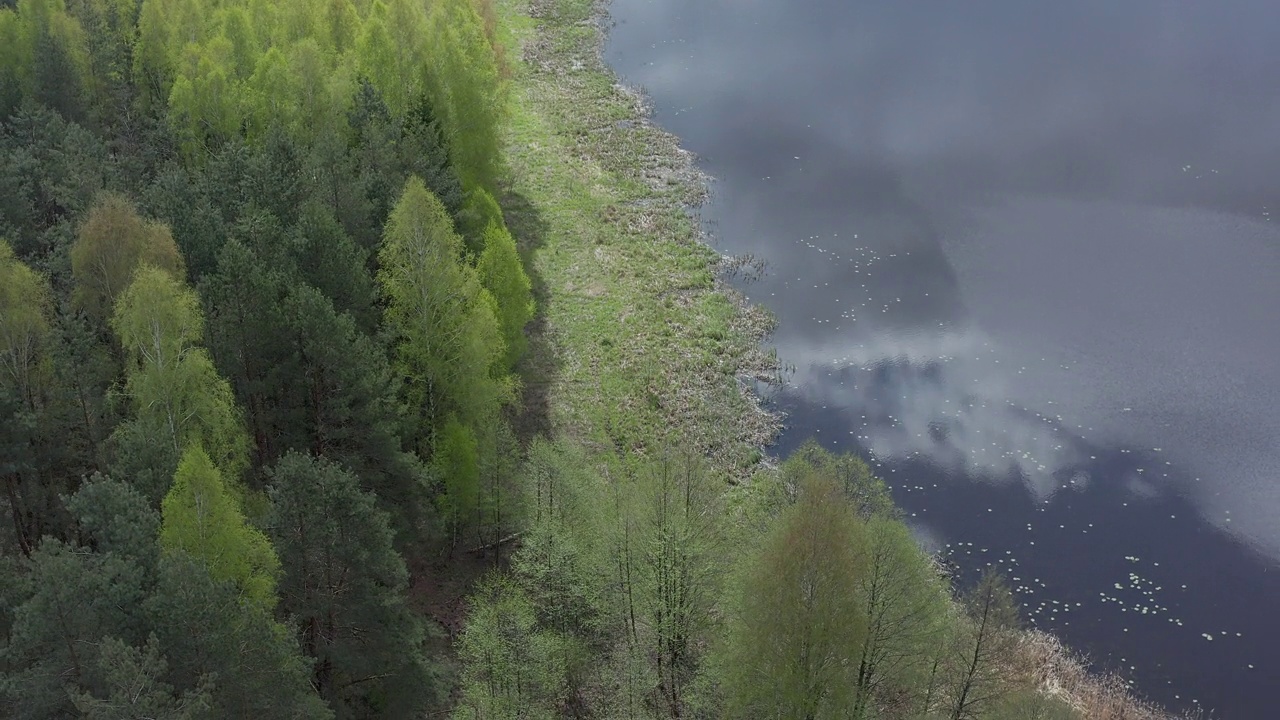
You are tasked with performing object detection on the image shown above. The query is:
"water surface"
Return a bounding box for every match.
[605,1,1280,716]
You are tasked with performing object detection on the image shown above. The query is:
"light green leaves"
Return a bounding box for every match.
[111,264,247,479]
[0,240,52,406]
[160,444,279,607]
[378,176,508,440]
[478,220,534,371]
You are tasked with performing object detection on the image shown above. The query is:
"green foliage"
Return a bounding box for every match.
[111,265,247,485]
[0,539,150,718]
[629,451,726,715]
[946,571,1025,720]
[783,439,894,518]
[457,185,503,250]
[720,470,869,719]
[0,239,51,407]
[0,103,108,256]
[853,517,952,717]
[424,0,504,192]
[454,573,567,719]
[143,163,228,282]
[478,221,534,370]
[512,439,613,640]
[433,416,480,538]
[70,635,214,720]
[71,191,185,320]
[268,452,437,718]
[378,176,508,444]
[0,0,92,121]
[146,553,333,719]
[65,474,160,563]
[159,445,279,607]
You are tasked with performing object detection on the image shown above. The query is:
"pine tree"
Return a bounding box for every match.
[268,452,437,718]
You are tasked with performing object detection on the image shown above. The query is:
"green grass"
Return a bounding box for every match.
[497,0,777,476]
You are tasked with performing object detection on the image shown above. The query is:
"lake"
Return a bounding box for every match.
[604,0,1280,716]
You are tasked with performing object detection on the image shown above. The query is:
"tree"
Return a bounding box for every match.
[200,238,291,467]
[475,418,522,560]
[111,265,246,487]
[70,635,214,720]
[377,176,507,447]
[455,573,567,719]
[159,445,278,607]
[424,0,504,192]
[290,201,376,332]
[433,416,480,545]
[146,553,333,720]
[852,518,951,717]
[477,221,533,371]
[720,470,869,719]
[947,571,1023,720]
[630,451,725,717]
[783,440,894,519]
[0,239,51,410]
[278,282,425,529]
[0,103,107,239]
[512,439,612,642]
[0,539,151,718]
[65,474,161,564]
[267,453,437,718]
[143,163,229,282]
[71,191,185,320]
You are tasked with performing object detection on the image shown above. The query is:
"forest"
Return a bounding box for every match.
[0,0,1097,718]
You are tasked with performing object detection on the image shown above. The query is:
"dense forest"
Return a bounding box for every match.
[0,0,1107,718]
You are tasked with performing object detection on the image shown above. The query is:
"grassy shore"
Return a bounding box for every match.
[490,0,1193,717]
[497,0,779,479]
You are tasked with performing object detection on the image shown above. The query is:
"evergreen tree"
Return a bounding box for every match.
[70,635,213,720]
[0,539,150,718]
[146,553,333,720]
[268,453,437,718]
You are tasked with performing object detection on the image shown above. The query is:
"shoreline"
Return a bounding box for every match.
[500,0,780,477]
[494,0,1192,717]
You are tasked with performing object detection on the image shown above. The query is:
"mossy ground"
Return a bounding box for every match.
[497,0,778,477]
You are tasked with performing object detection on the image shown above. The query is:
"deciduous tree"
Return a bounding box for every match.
[377,176,507,446]
[159,444,278,608]
[71,192,185,320]
[0,239,51,409]
[721,470,869,719]
[111,264,246,486]
[477,221,533,371]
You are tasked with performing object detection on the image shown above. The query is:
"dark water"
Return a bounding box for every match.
[604,1,1280,717]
